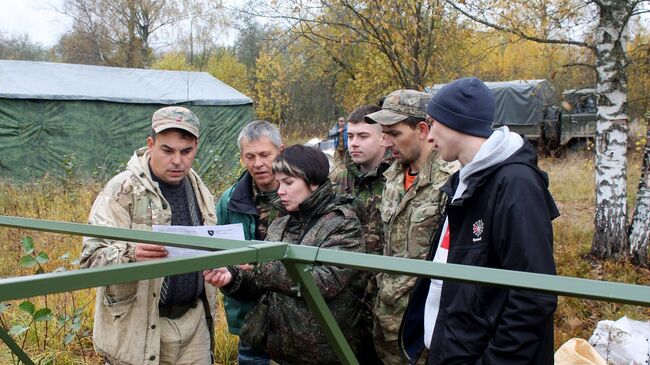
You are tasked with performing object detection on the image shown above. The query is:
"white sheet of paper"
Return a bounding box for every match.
[152,223,245,257]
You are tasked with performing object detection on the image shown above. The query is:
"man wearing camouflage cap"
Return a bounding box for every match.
[364,90,459,364]
[81,106,218,365]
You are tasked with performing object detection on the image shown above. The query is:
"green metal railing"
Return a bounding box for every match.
[1,215,650,365]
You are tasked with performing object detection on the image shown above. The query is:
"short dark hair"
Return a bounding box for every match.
[272,145,329,186]
[402,116,427,129]
[347,105,382,125]
[149,128,196,142]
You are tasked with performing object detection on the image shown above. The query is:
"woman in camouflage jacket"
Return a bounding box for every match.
[205,145,367,365]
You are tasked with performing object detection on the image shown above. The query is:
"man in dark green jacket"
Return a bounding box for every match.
[216,120,284,365]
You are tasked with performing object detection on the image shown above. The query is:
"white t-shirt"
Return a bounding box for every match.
[423,218,450,348]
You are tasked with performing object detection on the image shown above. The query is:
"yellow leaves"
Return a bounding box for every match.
[150,52,190,71]
[205,51,250,96]
[337,47,400,111]
[151,49,251,96]
[253,50,291,125]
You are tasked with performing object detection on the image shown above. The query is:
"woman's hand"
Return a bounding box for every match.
[203,267,233,288]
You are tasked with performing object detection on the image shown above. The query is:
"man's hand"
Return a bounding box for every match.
[135,243,168,261]
[203,267,233,288]
[238,264,254,271]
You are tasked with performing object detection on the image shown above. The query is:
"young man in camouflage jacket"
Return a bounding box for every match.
[330,104,391,364]
[81,107,218,365]
[331,105,390,255]
[364,90,459,365]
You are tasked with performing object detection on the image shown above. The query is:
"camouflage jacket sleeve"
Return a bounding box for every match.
[80,175,137,269]
[330,168,351,195]
[224,210,364,300]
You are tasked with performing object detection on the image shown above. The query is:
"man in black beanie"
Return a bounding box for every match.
[400,77,559,365]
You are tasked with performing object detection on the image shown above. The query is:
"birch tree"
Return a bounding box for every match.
[447,0,649,260]
[629,114,650,264]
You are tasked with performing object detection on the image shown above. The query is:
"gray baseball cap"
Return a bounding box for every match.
[365,89,432,125]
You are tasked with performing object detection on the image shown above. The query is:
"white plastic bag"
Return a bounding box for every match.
[588,316,650,365]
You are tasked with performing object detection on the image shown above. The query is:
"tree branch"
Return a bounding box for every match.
[445,0,594,50]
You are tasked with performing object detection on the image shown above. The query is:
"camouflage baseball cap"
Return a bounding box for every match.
[365,89,432,125]
[151,106,200,139]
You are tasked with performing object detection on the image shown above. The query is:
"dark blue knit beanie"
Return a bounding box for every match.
[426,77,495,138]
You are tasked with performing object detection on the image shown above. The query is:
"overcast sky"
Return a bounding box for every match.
[0,0,70,46]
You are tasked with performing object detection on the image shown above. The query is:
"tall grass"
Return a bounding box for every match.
[541,151,650,348]
[1,150,649,363]
[0,177,239,364]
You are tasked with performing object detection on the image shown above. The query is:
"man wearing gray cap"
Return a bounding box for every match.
[81,106,218,365]
[364,90,458,364]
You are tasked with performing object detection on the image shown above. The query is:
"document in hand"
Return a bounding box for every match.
[152,224,245,257]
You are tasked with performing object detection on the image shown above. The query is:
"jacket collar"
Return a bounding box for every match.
[227,171,261,216]
[273,180,336,220]
[127,147,159,194]
[344,151,393,183]
[384,149,453,190]
[446,138,547,205]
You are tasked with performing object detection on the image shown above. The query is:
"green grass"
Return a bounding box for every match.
[1,149,649,363]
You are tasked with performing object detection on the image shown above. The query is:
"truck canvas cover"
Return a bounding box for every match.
[426,79,557,126]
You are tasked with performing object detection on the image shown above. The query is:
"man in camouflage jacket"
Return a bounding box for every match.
[331,104,389,255]
[330,104,391,364]
[364,90,459,364]
[81,107,218,365]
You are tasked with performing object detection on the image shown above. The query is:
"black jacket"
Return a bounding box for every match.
[400,140,559,365]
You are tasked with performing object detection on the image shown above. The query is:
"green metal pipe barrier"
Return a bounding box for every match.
[0,244,287,302]
[284,262,359,365]
[0,326,35,365]
[285,245,650,306]
[2,215,650,365]
[0,215,253,251]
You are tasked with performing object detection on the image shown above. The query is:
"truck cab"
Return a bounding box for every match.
[559,88,598,146]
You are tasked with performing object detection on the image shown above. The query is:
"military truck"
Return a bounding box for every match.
[426,80,597,150]
[558,87,598,146]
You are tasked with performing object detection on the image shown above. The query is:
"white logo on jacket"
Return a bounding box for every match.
[472,219,484,242]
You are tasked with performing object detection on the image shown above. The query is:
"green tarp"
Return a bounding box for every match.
[0,99,252,180]
[426,79,557,126]
[0,60,253,181]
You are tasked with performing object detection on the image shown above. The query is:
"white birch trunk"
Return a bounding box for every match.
[590,0,630,259]
[629,119,650,264]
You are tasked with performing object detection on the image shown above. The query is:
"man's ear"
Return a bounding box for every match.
[279,144,286,152]
[417,121,430,140]
[147,136,155,150]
